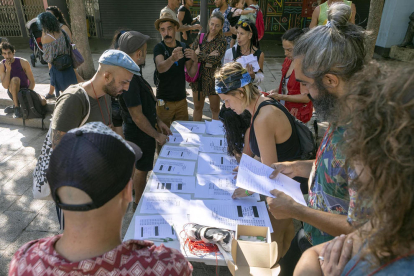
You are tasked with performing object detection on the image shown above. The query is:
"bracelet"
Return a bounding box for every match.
[245,190,251,196]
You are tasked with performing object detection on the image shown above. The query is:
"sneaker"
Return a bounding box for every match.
[13,107,22,118]
[4,105,14,114]
[45,94,55,100]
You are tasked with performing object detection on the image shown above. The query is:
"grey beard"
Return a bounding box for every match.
[309,82,339,122]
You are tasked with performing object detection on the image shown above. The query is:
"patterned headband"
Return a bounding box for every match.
[215,69,252,94]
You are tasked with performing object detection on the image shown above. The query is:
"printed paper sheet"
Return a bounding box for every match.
[159,145,199,160]
[199,136,228,154]
[153,158,196,175]
[197,152,238,174]
[148,173,196,194]
[140,193,191,214]
[188,200,273,232]
[237,154,307,206]
[195,174,259,200]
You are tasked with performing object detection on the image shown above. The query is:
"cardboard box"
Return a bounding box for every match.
[226,225,280,275]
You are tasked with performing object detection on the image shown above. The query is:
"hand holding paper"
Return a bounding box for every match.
[236,154,307,206]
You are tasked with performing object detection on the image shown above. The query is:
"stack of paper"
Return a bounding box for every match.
[197,152,238,174]
[205,120,225,136]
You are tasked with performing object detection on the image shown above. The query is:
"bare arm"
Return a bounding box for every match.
[0,63,10,89]
[240,9,255,15]
[350,4,356,24]
[254,114,278,166]
[177,11,185,24]
[21,59,35,90]
[155,54,176,74]
[309,6,319,28]
[51,129,66,149]
[61,25,72,41]
[128,105,162,140]
[271,93,310,103]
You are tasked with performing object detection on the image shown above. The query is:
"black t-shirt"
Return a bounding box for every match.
[178,5,193,43]
[153,41,189,102]
[119,74,157,128]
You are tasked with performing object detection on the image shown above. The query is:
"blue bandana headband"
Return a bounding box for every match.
[215,69,252,94]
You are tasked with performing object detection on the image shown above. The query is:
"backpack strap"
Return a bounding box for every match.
[232,46,237,61]
[199,33,205,45]
[78,86,91,126]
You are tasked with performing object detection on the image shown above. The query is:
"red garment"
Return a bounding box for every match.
[278,58,313,123]
[9,235,193,276]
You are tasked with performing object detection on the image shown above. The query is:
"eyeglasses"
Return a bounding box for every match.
[237,20,252,32]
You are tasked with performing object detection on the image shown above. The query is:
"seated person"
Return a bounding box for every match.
[294,63,414,276]
[0,42,44,118]
[9,122,193,275]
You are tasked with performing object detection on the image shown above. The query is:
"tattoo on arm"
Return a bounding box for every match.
[51,129,66,149]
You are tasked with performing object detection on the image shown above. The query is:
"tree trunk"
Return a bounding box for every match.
[68,0,95,79]
[365,0,385,62]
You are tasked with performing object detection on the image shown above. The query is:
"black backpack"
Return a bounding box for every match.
[17,88,47,129]
[293,117,316,160]
[153,41,186,87]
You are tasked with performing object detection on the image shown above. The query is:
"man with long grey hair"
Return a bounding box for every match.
[264,3,368,275]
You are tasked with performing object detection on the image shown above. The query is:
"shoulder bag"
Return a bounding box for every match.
[185,33,205,83]
[52,31,73,71]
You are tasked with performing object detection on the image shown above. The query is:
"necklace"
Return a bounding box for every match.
[91,82,111,126]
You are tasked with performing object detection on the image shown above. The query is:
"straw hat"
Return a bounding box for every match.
[155,12,180,31]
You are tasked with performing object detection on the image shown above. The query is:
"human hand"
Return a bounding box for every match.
[269,161,298,179]
[195,46,200,55]
[184,48,197,62]
[158,120,173,136]
[266,189,297,219]
[320,235,353,276]
[171,47,184,62]
[209,50,220,56]
[156,132,169,146]
[4,60,11,71]
[268,93,284,101]
[193,24,202,30]
[182,32,188,41]
[248,9,255,14]
[246,64,255,79]
[232,187,255,199]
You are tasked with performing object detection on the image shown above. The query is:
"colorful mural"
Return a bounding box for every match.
[190,0,320,35]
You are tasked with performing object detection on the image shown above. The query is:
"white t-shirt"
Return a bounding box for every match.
[160,6,181,42]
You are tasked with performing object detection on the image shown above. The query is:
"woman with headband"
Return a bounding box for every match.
[215,61,301,258]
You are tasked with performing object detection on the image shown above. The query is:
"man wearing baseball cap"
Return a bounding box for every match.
[117,31,172,209]
[10,122,193,275]
[48,49,140,228]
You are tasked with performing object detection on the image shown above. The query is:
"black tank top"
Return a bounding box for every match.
[249,99,301,162]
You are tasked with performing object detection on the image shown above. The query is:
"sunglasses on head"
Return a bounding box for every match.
[237,20,252,32]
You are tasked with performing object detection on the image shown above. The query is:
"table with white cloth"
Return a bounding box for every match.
[123,120,272,266]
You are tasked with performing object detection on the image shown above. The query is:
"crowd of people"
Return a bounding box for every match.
[2,0,414,275]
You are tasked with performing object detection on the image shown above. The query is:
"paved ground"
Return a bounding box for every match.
[0,50,286,275]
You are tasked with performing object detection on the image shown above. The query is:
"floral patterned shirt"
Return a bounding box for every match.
[9,235,193,275]
[304,126,358,245]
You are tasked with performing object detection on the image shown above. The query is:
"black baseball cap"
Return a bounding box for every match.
[46,122,143,211]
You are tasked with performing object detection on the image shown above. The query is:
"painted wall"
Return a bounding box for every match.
[376,0,413,48]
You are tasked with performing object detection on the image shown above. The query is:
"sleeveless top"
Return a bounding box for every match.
[249,99,301,162]
[318,0,352,26]
[42,32,71,64]
[2,58,29,89]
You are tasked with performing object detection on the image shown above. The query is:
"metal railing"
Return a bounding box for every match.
[0,0,23,37]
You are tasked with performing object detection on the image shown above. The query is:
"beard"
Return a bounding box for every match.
[103,78,121,97]
[309,80,339,122]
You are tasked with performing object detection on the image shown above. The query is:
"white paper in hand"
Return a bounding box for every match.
[236,154,307,206]
[237,54,260,72]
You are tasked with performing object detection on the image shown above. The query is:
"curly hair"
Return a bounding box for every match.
[339,62,414,266]
[219,103,251,156]
[37,12,60,34]
[0,41,15,53]
[46,6,69,28]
